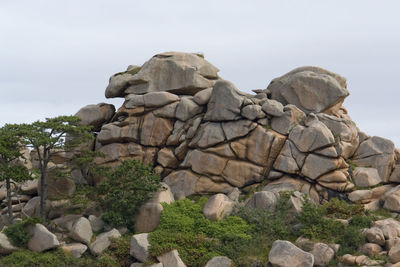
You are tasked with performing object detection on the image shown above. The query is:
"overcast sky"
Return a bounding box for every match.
[1,1,399,146]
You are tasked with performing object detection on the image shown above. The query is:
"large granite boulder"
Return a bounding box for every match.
[106,52,219,98]
[269,240,314,267]
[353,136,395,183]
[27,224,59,252]
[75,103,115,131]
[268,66,349,115]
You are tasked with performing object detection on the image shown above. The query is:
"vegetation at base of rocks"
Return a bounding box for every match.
[98,159,161,230]
[0,235,132,267]
[68,184,99,207]
[298,198,378,255]
[0,249,78,267]
[322,197,365,219]
[149,194,385,265]
[148,198,252,267]
[372,208,393,218]
[4,217,42,247]
[104,234,132,267]
[233,192,298,264]
[52,159,162,229]
[0,249,119,267]
[71,149,110,181]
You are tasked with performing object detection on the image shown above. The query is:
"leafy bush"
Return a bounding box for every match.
[4,217,42,247]
[148,198,252,267]
[97,160,161,229]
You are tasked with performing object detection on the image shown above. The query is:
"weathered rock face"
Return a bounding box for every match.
[353,136,395,183]
[267,66,349,115]
[73,52,400,204]
[269,240,314,267]
[105,52,219,98]
[75,103,115,131]
[27,223,60,252]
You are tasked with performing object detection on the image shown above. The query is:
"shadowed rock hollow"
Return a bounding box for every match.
[78,51,399,205]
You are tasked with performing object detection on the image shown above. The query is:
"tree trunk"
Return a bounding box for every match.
[39,168,47,220]
[6,178,13,225]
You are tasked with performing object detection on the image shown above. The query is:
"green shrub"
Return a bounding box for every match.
[103,235,132,266]
[336,225,365,255]
[323,198,365,219]
[0,249,77,267]
[234,192,298,263]
[98,159,161,229]
[298,198,373,256]
[371,208,393,218]
[148,198,252,267]
[349,213,376,228]
[4,217,42,247]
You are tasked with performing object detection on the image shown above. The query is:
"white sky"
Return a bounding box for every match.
[1,1,399,146]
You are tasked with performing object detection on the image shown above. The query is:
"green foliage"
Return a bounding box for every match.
[1,234,132,267]
[114,66,141,76]
[0,124,26,166]
[18,116,93,153]
[298,198,374,256]
[69,184,98,205]
[371,208,393,218]
[336,225,366,255]
[98,235,132,267]
[349,213,376,228]
[15,115,93,219]
[234,192,298,264]
[323,198,365,219]
[98,159,161,229]
[346,159,357,173]
[149,198,252,267]
[4,217,42,247]
[0,124,32,223]
[71,149,110,179]
[0,249,77,267]
[0,248,125,267]
[194,53,205,58]
[331,131,340,145]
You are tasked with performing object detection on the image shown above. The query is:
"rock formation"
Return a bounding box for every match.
[78,51,397,206]
[3,51,400,266]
